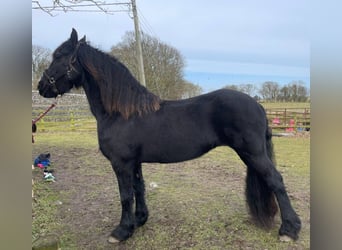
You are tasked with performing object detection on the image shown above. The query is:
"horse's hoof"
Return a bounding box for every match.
[108,236,120,244]
[279,235,293,242]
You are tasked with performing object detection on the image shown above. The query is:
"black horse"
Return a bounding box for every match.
[38,29,301,243]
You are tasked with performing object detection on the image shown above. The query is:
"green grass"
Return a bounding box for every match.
[33,131,98,148]
[274,137,310,175]
[32,175,60,243]
[260,102,310,109]
[32,131,310,249]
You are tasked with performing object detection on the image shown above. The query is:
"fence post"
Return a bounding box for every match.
[40,117,45,132]
[304,108,307,130]
[284,108,287,131]
[70,112,75,131]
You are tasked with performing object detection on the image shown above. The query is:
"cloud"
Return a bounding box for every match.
[186,58,309,77]
[32,0,309,89]
[137,0,309,72]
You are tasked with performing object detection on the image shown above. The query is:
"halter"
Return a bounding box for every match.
[68,40,85,76]
[43,70,56,85]
[43,40,85,91]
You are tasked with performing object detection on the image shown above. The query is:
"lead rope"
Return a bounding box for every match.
[32,98,58,143]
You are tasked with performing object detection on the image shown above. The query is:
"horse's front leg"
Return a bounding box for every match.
[109,160,135,243]
[133,163,149,227]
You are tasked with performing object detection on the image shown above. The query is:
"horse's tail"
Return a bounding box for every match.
[245,121,278,228]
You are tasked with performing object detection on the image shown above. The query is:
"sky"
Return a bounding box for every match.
[32,0,310,93]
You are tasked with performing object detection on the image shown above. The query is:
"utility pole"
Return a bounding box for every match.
[131,0,146,86]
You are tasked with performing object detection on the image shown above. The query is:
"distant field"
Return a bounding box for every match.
[260,102,310,109]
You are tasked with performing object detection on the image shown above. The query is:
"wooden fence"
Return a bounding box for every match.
[32,104,310,133]
[265,107,310,132]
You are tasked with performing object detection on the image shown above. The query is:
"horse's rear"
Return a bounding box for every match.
[208,89,267,148]
[209,89,301,240]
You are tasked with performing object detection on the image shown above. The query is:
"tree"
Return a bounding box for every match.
[224,83,256,97]
[111,32,201,99]
[32,45,51,90]
[259,81,280,101]
[277,81,309,102]
[181,81,203,99]
[288,80,308,102]
[279,85,291,101]
[239,84,256,97]
[297,84,308,102]
[224,84,239,91]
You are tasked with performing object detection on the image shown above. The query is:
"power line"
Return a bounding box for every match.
[33,8,128,13]
[137,7,158,38]
[32,1,131,14]
[32,0,157,38]
[32,2,131,9]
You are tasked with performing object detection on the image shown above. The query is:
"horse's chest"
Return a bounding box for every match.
[97,124,137,161]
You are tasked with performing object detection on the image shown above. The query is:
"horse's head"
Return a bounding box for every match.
[38,28,85,98]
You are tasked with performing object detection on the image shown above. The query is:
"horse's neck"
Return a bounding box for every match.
[82,76,107,119]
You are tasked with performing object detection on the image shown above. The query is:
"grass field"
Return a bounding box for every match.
[260,102,310,109]
[32,131,310,249]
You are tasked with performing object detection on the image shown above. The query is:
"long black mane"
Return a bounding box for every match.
[78,43,160,119]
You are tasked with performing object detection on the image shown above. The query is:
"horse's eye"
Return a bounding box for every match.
[53,52,62,59]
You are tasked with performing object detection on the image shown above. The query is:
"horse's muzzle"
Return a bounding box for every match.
[38,80,59,98]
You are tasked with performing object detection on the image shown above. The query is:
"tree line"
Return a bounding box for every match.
[225,81,309,102]
[32,32,309,102]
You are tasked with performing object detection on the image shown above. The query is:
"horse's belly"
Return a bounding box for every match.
[141,135,218,163]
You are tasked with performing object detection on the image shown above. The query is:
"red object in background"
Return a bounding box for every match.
[272,117,280,125]
[285,119,295,132]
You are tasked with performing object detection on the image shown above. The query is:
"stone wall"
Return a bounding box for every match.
[32,91,89,107]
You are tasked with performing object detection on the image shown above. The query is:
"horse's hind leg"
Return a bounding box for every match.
[109,160,135,242]
[235,139,301,240]
[133,163,149,227]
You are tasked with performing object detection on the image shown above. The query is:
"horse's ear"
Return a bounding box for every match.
[70,28,78,47]
[79,35,86,43]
